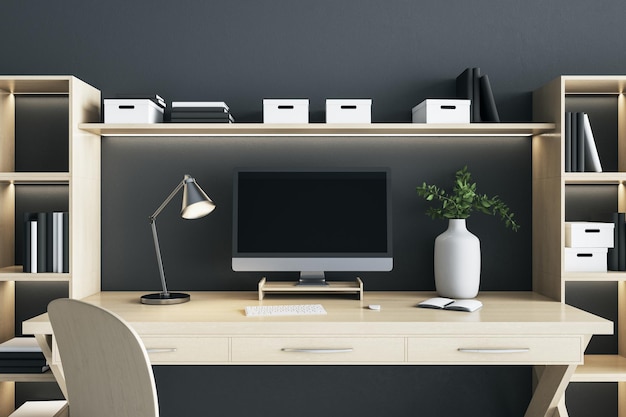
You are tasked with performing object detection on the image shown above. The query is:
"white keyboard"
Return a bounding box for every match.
[245,304,327,317]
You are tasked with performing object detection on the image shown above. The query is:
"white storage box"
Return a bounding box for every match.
[412,99,471,124]
[565,222,614,248]
[564,247,608,272]
[263,99,309,124]
[104,99,164,123]
[326,99,372,124]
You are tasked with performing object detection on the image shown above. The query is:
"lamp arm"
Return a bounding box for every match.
[150,219,169,296]
[149,180,185,221]
[147,178,188,297]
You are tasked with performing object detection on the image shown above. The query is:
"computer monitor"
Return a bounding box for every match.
[232,169,393,285]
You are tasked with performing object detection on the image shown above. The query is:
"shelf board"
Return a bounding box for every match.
[564,76,626,95]
[564,271,626,282]
[565,172,626,185]
[79,122,555,137]
[0,76,72,94]
[0,266,70,282]
[0,172,70,184]
[572,355,626,382]
[0,371,56,383]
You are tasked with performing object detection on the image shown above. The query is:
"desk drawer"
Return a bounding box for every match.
[407,336,582,364]
[142,337,229,364]
[232,337,405,363]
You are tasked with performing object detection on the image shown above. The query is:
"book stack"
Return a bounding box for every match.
[455,67,500,122]
[565,112,602,172]
[170,101,234,123]
[23,212,69,273]
[0,337,49,374]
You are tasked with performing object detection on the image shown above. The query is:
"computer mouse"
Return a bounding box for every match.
[368,304,381,311]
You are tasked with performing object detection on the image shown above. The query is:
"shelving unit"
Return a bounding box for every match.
[533,75,626,416]
[0,76,101,417]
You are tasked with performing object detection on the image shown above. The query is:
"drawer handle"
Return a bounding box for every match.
[458,348,530,354]
[146,348,177,353]
[281,348,353,354]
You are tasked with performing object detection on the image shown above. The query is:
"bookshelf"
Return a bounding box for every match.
[533,75,626,416]
[0,76,101,417]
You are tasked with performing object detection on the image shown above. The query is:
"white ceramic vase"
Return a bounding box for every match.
[434,219,481,299]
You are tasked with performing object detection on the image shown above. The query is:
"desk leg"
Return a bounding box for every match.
[34,334,68,400]
[524,364,577,417]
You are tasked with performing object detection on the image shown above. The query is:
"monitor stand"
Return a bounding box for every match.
[297,271,328,286]
[257,277,363,300]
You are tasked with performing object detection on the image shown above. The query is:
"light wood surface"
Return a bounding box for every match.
[24,291,611,417]
[6,401,67,417]
[258,277,363,300]
[78,122,555,137]
[24,291,611,359]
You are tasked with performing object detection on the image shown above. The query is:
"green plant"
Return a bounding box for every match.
[416,166,519,231]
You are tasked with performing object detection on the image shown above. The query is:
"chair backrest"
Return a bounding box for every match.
[48,298,159,417]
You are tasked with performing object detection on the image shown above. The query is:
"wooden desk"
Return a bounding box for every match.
[23,291,612,417]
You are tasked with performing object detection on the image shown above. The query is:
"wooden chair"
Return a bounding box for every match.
[47,298,159,417]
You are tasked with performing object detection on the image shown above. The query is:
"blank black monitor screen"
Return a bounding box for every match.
[232,169,393,281]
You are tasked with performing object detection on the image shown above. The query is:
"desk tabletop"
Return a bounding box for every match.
[23,291,612,337]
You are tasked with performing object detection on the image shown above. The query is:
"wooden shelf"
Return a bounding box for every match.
[79,122,555,137]
[0,172,70,184]
[572,355,626,382]
[564,271,626,282]
[0,371,56,383]
[565,172,626,185]
[0,266,70,282]
[563,76,626,95]
[0,76,74,94]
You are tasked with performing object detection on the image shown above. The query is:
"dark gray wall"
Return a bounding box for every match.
[4,1,626,416]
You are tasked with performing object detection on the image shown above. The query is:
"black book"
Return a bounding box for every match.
[169,118,233,123]
[565,112,572,172]
[609,212,620,271]
[617,213,626,271]
[23,213,38,273]
[170,106,228,113]
[63,212,69,273]
[46,212,54,272]
[0,358,47,367]
[0,352,46,360]
[576,112,585,172]
[36,212,48,273]
[479,74,500,122]
[472,67,481,122]
[23,216,32,273]
[0,365,50,373]
[456,67,481,122]
[456,68,473,102]
[571,112,578,172]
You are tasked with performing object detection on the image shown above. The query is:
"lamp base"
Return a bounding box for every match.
[140,292,190,305]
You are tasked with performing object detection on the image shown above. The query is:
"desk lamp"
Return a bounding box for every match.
[142,174,216,305]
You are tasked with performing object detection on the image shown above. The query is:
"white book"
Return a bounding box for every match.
[583,113,602,172]
[417,297,483,312]
[30,221,37,273]
[0,337,42,353]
